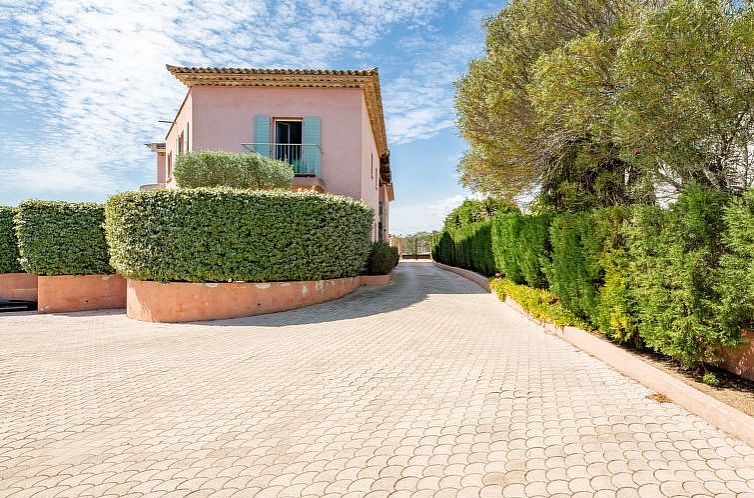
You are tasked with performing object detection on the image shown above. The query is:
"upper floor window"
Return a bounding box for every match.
[274,120,302,164]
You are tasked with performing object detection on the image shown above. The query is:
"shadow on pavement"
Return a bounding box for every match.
[196,261,488,327]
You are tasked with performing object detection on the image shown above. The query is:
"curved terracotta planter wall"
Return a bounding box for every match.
[0,273,38,301]
[128,276,362,323]
[723,330,754,382]
[360,273,392,286]
[37,275,127,313]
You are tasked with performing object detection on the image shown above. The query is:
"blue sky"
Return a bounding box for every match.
[0,0,499,234]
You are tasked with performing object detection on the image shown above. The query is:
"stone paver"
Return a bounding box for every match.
[1,261,753,498]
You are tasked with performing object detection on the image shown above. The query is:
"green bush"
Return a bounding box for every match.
[15,201,113,276]
[0,206,22,273]
[105,188,373,283]
[490,277,589,329]
[625,186,743,368]
[491,212,551,287]
[718,189,754,333]
[174,150,294,189]
[364,241,399,275]
[548,212,599,319]
[432,221,495,276]
[590,207,638,344]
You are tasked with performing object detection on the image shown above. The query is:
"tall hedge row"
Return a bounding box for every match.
[432,187,753,369]
[105,188,373,283]
[0,207,22,273]
[15,201,113,276]
[431,221,495,276]
[491,213,551,288]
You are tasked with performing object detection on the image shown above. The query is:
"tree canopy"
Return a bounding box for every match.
[456,0,754,210]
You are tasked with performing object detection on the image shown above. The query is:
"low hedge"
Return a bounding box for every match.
[364,241,399,275]
[105,188,373,283]
[174,150,294,189]
[0,206,22,273]
[15,201,113,275]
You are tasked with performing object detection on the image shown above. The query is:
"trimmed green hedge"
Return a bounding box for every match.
[15,201,113,276]
[0,206,22,273]
[431,221,495,276]
[491,212,551,287]
[364,241,399,275]
[174,150,294,189]
[433,186,753,370]
[105,188,373,283]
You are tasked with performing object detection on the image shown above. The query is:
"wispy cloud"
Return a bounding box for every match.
[0,0,474,202]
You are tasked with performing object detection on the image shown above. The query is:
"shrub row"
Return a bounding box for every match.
[105,188,373,283]
[0,207,22,273]
[433,186,754,369]
[15,201,113,276]
[431,222,495,276]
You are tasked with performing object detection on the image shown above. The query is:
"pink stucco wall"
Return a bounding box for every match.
[161,86,388,238]
[155,152,167,184]
[165,92,193,184]
[358,95,383,239]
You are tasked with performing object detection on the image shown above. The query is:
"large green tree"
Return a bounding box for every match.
[455,0,657,210]
[614,0,754,196]
[456,0,753,208]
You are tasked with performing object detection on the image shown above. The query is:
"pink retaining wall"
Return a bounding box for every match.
[360,273,392,286]
[128,277,362,323]
[37,275,127,313]
[0,273,37,301]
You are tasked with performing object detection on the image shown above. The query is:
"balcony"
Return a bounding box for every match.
[241,143,321,176]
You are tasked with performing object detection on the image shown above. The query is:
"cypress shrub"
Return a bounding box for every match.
[431,221,495,275]
[0,206,22,274]
[718,189,754,333]
[591,207,638,344]
[548,212,600,320]
[625,186,742,368]
[491,212,523,283]
[491,212,551,286]
[105,188,373,283]
[15,201,113,276]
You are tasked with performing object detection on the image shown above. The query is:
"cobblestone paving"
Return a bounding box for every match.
[1,261,753,498]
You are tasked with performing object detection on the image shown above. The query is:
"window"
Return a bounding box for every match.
[185,123,190,152]
[370,153,374,179]
[167,152,172,179]
[274,120,302,164]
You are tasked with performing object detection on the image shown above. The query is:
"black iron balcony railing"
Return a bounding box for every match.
[241,143,321,176]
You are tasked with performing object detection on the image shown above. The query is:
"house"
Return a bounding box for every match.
[145,65,394,241]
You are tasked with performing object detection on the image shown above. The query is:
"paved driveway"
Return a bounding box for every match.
[1,262,753,498]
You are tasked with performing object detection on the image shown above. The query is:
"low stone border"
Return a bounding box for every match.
[432,261,490,291]
[360,273,392,286]
[0,273,37,301]
[434,262,754,448]
[128,276,362,323]
[37,274,127,313]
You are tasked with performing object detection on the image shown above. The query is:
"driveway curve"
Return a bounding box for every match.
[0,261,753,497]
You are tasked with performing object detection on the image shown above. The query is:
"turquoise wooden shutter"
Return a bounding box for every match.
[303,116,321,176]
[253,115,270,156]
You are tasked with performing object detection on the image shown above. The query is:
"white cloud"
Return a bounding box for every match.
[0,0,463,202]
